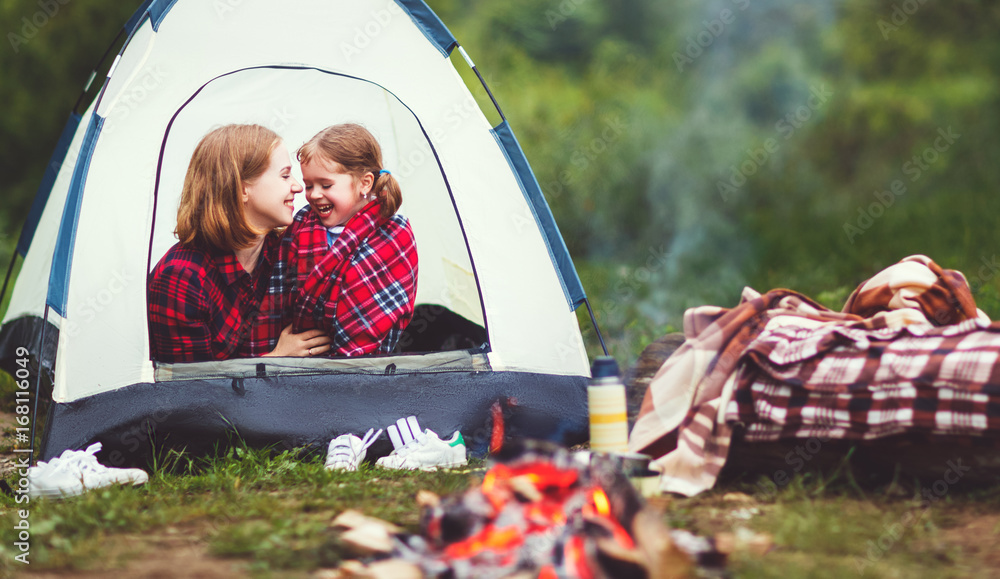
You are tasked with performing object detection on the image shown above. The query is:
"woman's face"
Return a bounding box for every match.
[301,159,373,228]
[243,142,302,231]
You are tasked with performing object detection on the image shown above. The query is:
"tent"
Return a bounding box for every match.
[0,0,606,466]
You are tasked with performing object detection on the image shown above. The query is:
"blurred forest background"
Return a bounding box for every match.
[1,0,999,366]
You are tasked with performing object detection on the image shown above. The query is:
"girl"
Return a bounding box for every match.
[147,124,332,362]
[271,123,418,356]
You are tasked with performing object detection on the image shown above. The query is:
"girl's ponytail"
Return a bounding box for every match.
[374,170,402,219]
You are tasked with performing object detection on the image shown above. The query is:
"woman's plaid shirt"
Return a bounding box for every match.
[147,234,279,363]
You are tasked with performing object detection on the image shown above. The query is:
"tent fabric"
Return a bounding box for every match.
[3,0,593,457]
[47,114,104,318]
[16,113,81,259]
[491,120,587,309]
[156,349,490,382]
[40,370,589,464]
[395,0,459,56]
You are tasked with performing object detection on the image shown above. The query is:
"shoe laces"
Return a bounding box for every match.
[45,443,106,476]
[392,430,431,458]
[328,428,382,465]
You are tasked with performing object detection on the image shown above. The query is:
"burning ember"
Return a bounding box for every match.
[327,441,724,579]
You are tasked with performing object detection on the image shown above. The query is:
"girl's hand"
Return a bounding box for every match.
[263,324,333,357]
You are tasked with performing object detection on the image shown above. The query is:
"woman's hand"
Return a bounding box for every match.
[263,325,333,357]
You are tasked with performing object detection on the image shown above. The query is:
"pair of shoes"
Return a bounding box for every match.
[325,428,383,471]
[27,442,149,499]
[376,416,467,471]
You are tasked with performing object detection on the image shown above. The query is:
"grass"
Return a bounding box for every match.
[0,444,479,577]
[1,441,999,577]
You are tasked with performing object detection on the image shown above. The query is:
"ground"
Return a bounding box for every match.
[2,407,1000,578]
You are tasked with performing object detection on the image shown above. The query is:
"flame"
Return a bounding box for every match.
[482,470,497,494]
[565,535,596,579]
[444,524,523,559]
[432,458,640,574]
[592,488,611,517]
[490,399,505,454]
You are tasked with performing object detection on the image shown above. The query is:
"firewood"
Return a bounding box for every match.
[331,509,403,534]
[624,333,686,428]
[362,559,424,579]
[416,489,440,509]
[340,522,396,555]
[630,509,692,579]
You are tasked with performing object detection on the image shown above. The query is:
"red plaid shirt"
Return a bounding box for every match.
[148,234,279,363]
[253,202,418,356]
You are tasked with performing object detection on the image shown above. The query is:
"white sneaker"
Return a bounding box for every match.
[27,443,149,499]
[325,428,383,471]
[376,429,467,471]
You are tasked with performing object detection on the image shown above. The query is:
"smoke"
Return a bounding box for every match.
[637,0,840,328]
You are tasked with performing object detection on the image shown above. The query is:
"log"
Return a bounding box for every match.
[623,334,1000,488]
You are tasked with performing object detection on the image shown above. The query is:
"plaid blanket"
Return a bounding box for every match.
[629,255,997,496]
[293,202,418,356]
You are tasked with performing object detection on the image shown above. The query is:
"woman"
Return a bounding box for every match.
[147,124,331,363]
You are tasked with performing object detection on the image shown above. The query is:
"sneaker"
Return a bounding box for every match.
[376,429,467,471]
[27,443,148,499]
[325,428,383,471]
[387,416,422,450]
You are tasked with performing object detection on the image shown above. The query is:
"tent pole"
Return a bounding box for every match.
[29,304,50,466]
[456,44,506,123]
[583,298,609,356]
[0,253,17,315]
[73,28,125,115]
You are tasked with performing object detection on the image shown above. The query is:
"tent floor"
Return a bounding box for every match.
[40,370,588,469]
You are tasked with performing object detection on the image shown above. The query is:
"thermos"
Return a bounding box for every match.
[588,356,630,453]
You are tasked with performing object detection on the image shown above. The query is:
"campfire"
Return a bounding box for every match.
[326,442,724,579]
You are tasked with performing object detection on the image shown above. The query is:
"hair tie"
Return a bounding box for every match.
[379,169,391,176]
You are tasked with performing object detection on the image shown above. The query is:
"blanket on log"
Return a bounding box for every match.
[629,255,998,496]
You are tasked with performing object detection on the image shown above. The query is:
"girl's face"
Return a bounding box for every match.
[243,142,302,231]
[301,159,373,228]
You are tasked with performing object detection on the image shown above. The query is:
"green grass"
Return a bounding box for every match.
[664,472,1000,578]
[2,442,999,577]
[0,445,477,576]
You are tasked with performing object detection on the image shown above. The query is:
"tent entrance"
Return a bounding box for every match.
[148,66,488,365]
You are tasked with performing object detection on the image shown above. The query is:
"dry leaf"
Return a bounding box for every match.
[341,522,395,555]
[715,528,773,556]
[331,510,403,534]
[416,490,440,509]
[631,508,692,579]
[364,559,424,579]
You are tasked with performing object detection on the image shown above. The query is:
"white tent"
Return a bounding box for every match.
[0,0,602,464]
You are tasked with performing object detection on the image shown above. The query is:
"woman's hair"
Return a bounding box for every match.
[297,123,402,220]
[175,124,281,252]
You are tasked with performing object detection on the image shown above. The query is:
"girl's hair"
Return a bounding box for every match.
[297,123,401,220]
[175,124,281,252]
